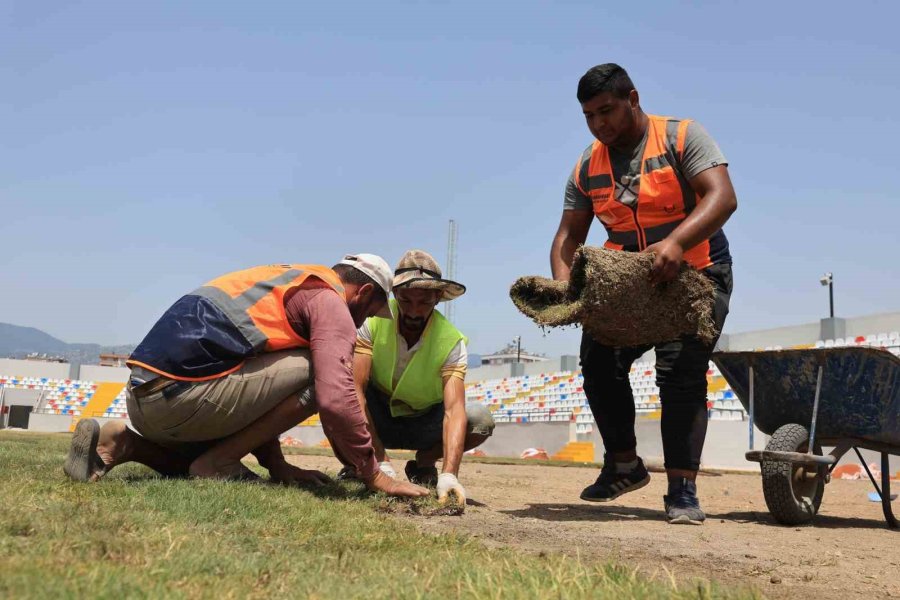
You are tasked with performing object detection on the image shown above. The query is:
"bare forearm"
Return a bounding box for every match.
[441,408,467,476]
[669,191,736,251]
[668,166,737,252]
[550,233,580,281]
[357,388,388,463]
[550,210,592,281]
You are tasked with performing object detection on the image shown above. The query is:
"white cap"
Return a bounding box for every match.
[337,253,393,319]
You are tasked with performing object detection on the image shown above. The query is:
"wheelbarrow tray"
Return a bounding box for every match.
[713,347,900,450]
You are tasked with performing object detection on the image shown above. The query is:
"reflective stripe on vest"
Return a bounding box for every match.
[369,299,466,418]
[126,264,345,381]
[196,264,346,354]
[573,115,715,270]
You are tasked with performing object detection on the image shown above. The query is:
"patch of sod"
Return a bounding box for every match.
[0,431,760,599]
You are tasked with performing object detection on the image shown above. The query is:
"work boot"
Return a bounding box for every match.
[580,455,650,502]
[664,477,705,525]
[404,460,438,486]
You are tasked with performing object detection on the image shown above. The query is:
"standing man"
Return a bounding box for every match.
[64,254,428,499]
[550,64,736,524]
[344,250,494,505]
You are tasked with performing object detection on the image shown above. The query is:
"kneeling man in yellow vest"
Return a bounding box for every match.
[343,250,495,505]
[63,254,429,499]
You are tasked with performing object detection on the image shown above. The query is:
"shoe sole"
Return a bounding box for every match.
[667,514,705,525]
[580,475,650,502]
[63,419,100,482]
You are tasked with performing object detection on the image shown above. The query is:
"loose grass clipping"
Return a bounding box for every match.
[510,246,718,347]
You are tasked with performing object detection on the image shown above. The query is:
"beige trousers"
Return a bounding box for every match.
[126,349,313,447]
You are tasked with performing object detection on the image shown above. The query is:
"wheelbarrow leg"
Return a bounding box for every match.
[881,453,898,529]
[855,448,899,529]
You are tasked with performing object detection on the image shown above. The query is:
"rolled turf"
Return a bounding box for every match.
[510,246,717,346]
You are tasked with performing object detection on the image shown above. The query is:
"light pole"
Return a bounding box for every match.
[513,336,522,364]
[819,272,834,318]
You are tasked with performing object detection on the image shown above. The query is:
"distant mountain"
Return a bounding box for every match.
[0,323,134,365]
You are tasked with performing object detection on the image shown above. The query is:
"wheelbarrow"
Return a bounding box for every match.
[712,347,899,528]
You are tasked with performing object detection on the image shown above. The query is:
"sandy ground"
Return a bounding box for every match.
[285,454,900,599]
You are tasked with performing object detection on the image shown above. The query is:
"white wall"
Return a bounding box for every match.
[3,388,42,407]
[844,311,900,338]
[26,413,130,433]
[721,311,900,351]
[0,359,70,379]
[723,322,822,351]
[78,365,130,383]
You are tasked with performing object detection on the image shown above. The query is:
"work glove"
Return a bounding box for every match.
[437,472,466,506]
[378,461,397,479]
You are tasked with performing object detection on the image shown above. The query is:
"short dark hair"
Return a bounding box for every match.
[576,63,635,103]
[331,264,388,304]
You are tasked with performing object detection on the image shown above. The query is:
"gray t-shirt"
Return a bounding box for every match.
[564,121,727,210]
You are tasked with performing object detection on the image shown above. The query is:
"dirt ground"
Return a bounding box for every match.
[285,454,900,599]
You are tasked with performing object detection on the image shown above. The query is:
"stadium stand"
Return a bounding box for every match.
[0,376,128,419]
[465,333,900,427]
[3,331,898,432]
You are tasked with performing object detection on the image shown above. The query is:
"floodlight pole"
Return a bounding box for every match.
[514,336,522,364]
[828,279,834,319]
[820,272,834,319]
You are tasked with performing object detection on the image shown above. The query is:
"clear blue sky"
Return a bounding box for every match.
[3,1,899,356]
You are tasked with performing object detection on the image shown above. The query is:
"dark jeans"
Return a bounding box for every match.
[365,385,495,452]
[580,263,733,471]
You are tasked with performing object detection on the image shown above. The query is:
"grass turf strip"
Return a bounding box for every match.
[0,432,759,599]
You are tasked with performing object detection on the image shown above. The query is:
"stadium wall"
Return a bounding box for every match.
[0,358,70,380]
[843,311,900,337]
[720,311,900,351]
[719,322,821,351]
[2,388,41,408]
[480,422,573,458]
[468,355,579,382]
[78,365,130,383]
[26,413,129,433]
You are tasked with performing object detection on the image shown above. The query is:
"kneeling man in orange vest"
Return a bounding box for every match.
[63,254,429,498]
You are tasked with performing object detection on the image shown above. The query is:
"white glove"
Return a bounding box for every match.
[437,473,466,506]
[378,461,397,479]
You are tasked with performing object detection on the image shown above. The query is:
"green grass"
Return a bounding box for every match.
[0,431,759,599]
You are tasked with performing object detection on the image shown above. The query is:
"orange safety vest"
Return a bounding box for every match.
[573,115,723,270]
[127,264,346,381]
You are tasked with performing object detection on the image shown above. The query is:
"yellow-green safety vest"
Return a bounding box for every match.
[369,299,467,417]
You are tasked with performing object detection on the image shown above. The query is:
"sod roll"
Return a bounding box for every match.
[510,246,718,346]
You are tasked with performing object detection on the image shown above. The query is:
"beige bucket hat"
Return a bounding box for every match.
[392,249,466,301]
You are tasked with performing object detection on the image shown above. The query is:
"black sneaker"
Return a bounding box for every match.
[336,466,359,481]
[664,477,705,525]
[580,456,650,502]
[404,460,438,486]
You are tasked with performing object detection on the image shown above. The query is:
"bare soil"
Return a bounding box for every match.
[286,454,900,599]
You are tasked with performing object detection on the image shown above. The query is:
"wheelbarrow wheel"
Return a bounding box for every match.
[761,423,825,525]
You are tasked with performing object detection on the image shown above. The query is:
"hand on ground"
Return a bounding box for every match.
[642,238,684,285]
[268,461,331,487]
[437,473,466,506]
[366,471,429,497]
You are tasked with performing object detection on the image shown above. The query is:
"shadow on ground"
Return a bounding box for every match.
[499,502,892,530]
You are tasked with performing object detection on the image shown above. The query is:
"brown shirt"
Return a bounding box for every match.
[284,281,378,480]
